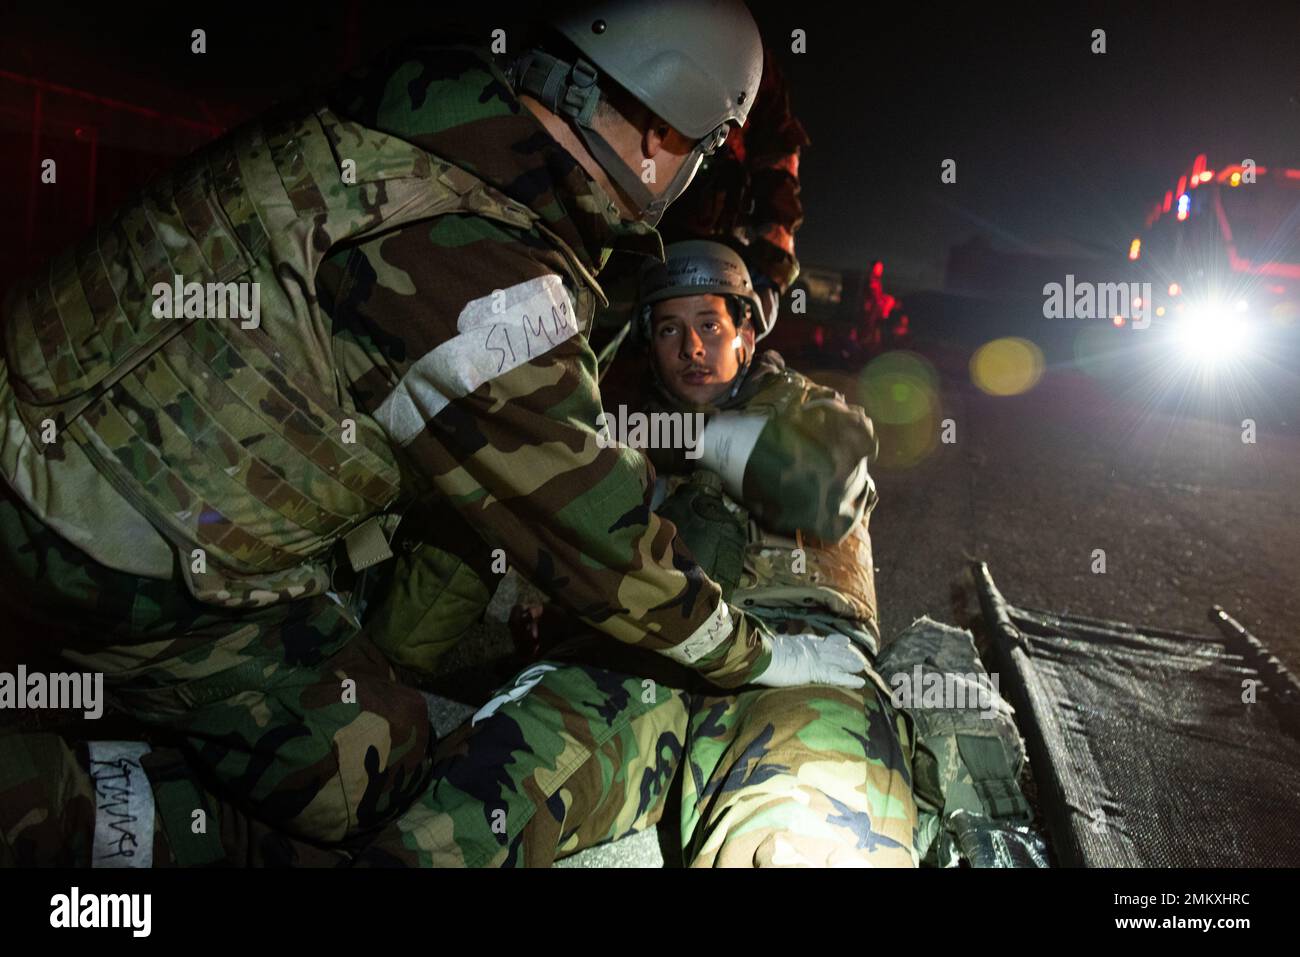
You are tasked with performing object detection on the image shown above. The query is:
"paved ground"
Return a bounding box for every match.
[832,327,1300,668]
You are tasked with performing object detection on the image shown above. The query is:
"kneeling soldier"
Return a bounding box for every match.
[362,240,918,867]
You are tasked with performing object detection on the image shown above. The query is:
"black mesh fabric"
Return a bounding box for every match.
[967,563,1300,867]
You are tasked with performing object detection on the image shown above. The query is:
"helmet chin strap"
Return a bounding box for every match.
[513,50,712,226]
[725,334,754,401]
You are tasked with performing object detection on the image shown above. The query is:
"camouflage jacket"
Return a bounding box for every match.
[0,42,768,687]
[645,351,878,540]
[643,351,880,639]
[313,43,767,686]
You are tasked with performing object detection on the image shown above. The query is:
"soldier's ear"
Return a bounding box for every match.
[643,114,693,161]
[643,114,670,159]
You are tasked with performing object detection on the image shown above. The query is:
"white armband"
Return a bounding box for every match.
[375,274,578,446]
[660,601,734,665]
[696,412,769,499]
[89,741,155,868]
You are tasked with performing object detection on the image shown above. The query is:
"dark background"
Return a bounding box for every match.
[5,0,1300,290]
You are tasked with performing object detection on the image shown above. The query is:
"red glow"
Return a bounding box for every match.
[1162,191,1173,212]
[0,68,223,135]
[1217,164,1268,182]
[1192,153,1206,177]
[1214,190,1235,244]
[24,89,42,244]
[1227,245,1300,279]
[1177,175,1187,196]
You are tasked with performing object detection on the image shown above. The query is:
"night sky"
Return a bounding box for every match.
[5,0,1300,289]
[765,1,1300,286]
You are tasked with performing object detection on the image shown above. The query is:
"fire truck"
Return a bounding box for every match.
[1129,154,1300,357]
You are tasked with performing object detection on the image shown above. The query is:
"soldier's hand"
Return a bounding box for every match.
[752,632,868,689]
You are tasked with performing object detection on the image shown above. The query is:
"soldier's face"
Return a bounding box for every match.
[650,295,753,405]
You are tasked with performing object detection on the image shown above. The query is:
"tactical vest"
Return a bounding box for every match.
[733,509,878,630]
[656,367,880,638]
[734,367,878,632]
[1,100,600,608]
[661,470,878,632]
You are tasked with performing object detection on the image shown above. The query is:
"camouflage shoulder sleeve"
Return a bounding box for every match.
[320,216,766,688]
[724,373,878,543]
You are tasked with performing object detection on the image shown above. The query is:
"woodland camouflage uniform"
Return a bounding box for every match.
[0,41,769,867]
[358,352,922,867]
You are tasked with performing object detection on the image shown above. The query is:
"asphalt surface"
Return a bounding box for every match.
[819,331,1300,670]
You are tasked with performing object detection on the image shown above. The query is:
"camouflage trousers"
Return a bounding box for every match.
[0,481,432,866]
[359,633,919,868]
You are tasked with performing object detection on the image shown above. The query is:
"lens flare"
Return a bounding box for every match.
[970,337,1045,396]
[857,352,941,469]
[1073,324,1128,380]
[1271,301,1299,327]
[858,351,938,425]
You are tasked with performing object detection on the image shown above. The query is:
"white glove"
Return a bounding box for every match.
[752,633,869,689]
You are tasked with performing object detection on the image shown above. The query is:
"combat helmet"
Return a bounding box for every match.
[511,0,763,225]
[632,239,769,346]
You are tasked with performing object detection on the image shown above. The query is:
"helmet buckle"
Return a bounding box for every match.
[561,58,601,122]
[570,57,598,90]
[702,124,729,156]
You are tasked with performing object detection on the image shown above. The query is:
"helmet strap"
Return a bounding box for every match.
[727,340,754,401]
[721,302,755,401]
[513,49,710,226]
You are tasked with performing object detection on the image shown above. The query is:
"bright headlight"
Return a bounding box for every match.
[1175,303,1253,360]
